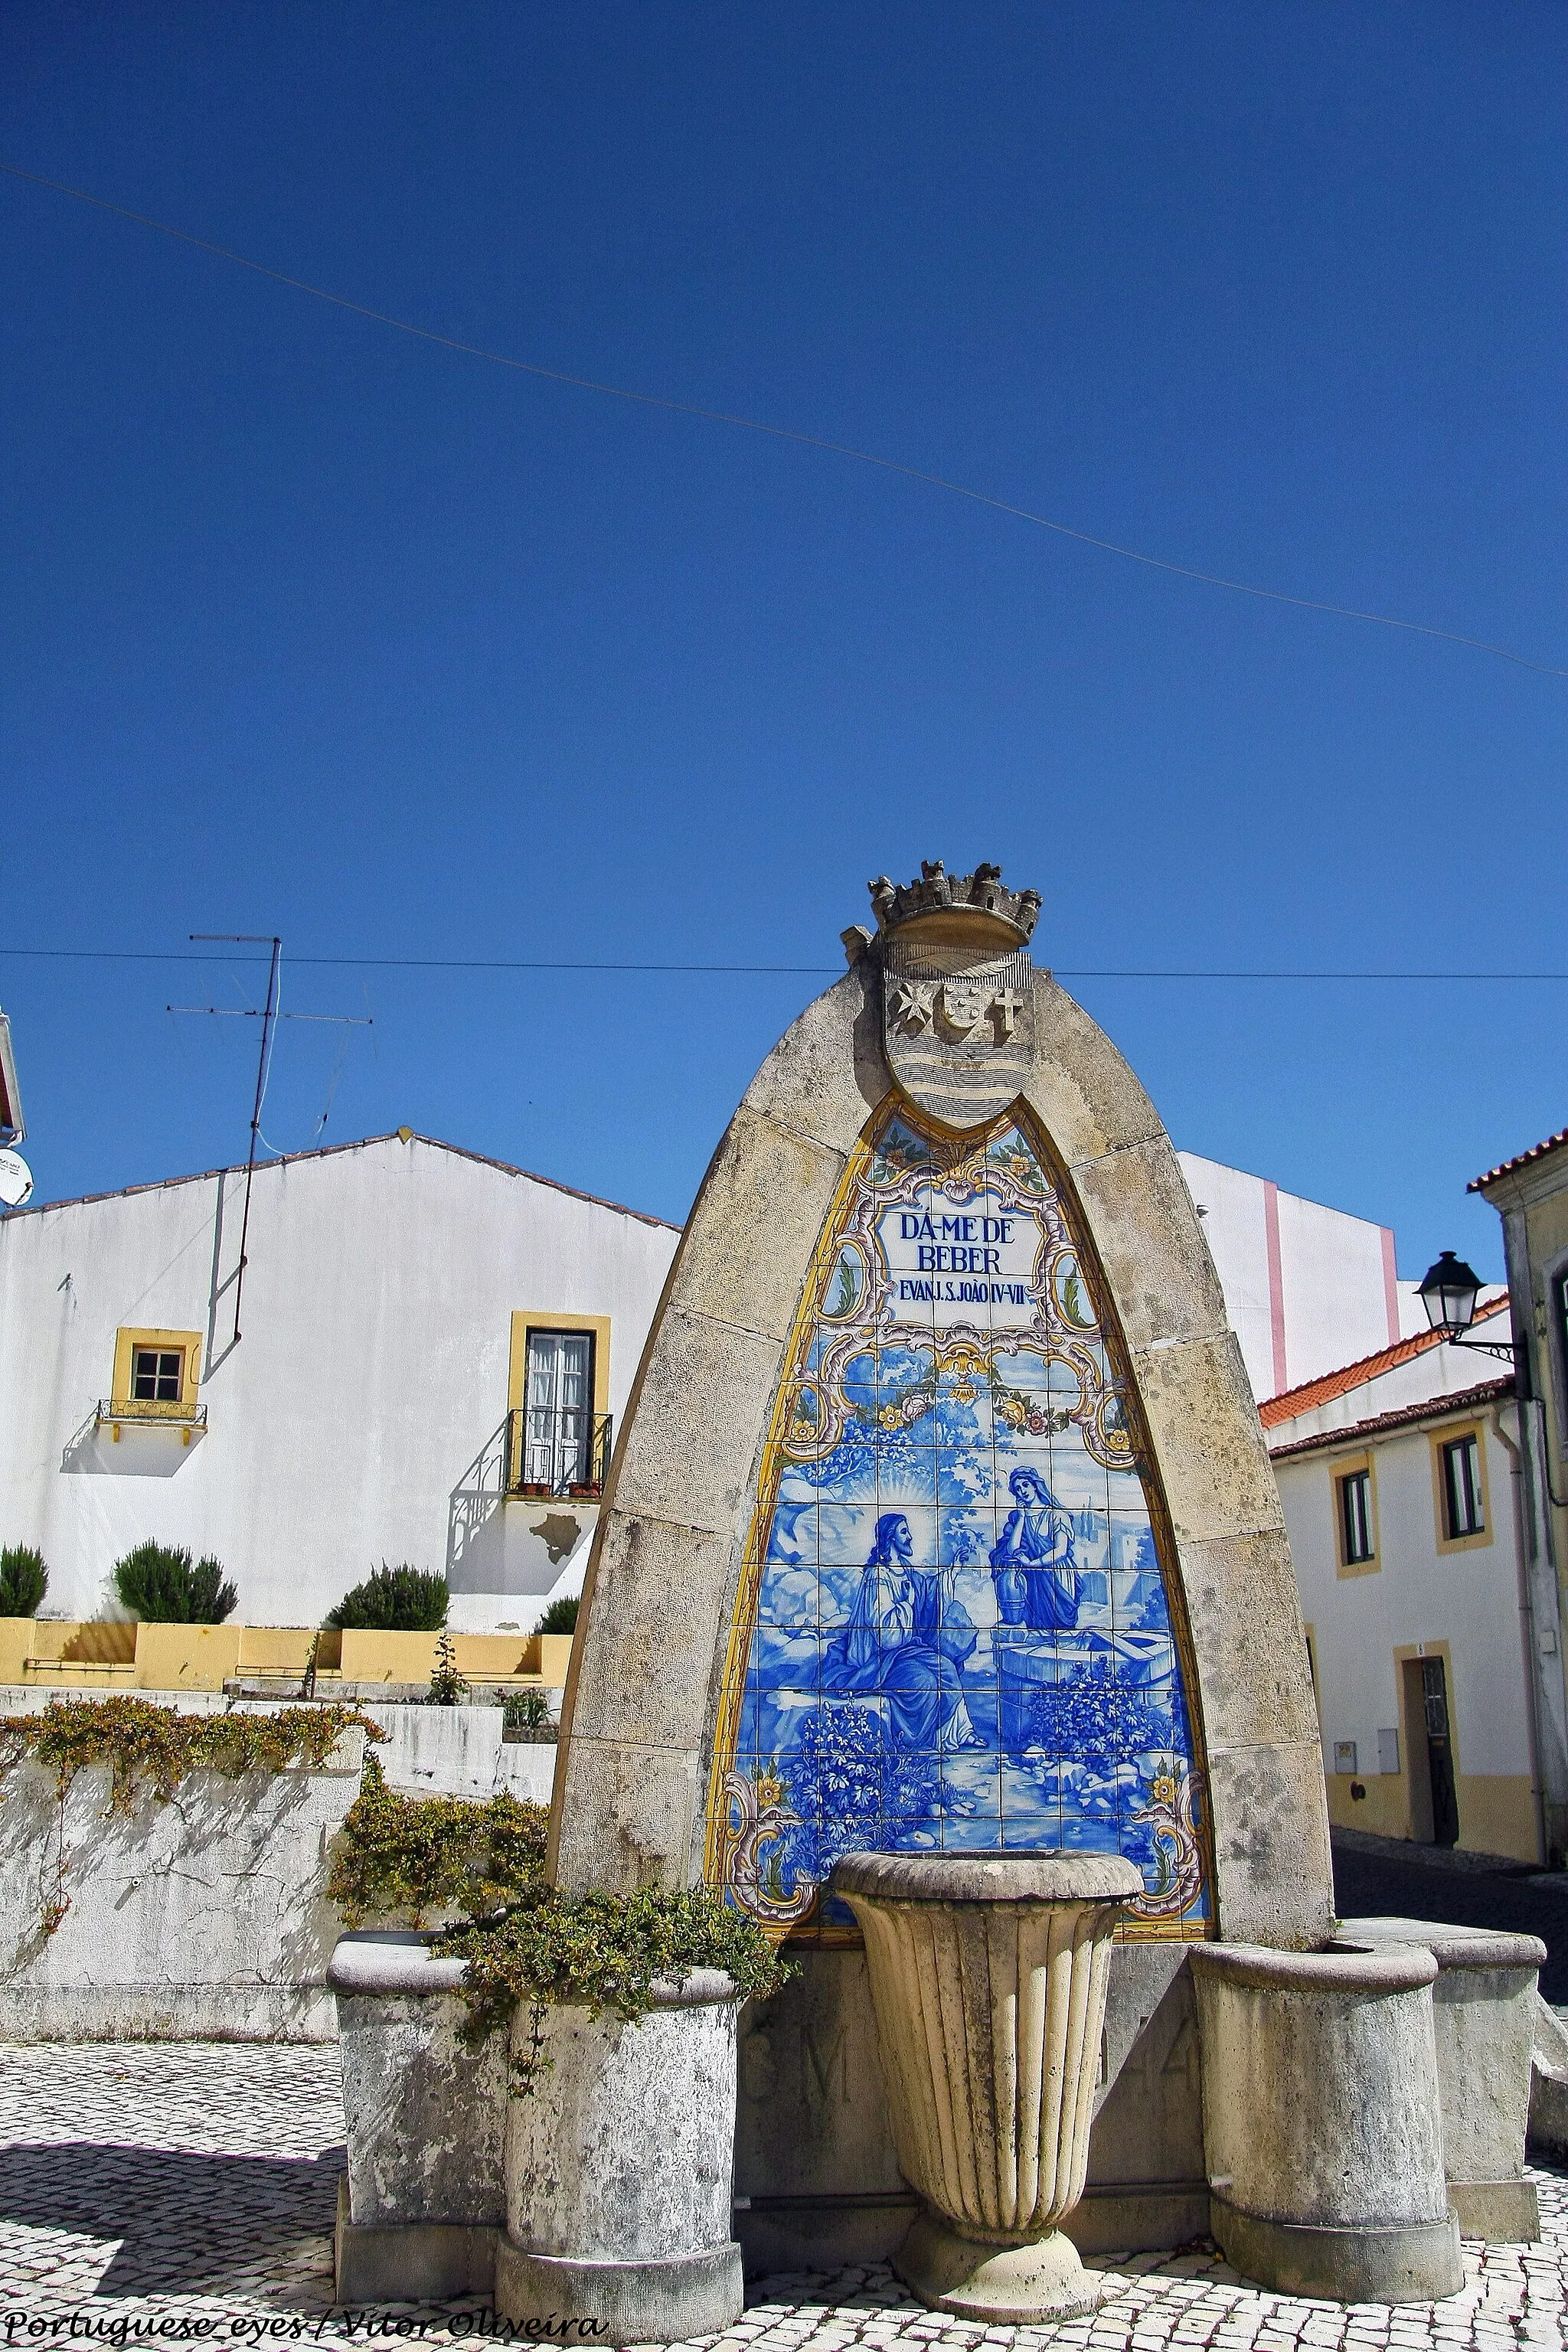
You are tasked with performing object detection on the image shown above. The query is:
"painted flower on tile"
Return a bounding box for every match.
[1024,1669,1177,1777]
[989,1135,1046,1191]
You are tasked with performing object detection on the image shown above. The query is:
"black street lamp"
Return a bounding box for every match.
[1416,1251,1516,1362]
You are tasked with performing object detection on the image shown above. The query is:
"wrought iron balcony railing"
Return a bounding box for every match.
[97,1396,207,1433]
[504,1405,612,1500]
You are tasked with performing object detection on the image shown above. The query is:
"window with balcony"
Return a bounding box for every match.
[100,1327,205,1442]
[505,1313,612,1498]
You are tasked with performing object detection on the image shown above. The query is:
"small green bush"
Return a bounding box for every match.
[532,1593,579,1638]
[327,1754,547,1925]
[0,1545,48,1617]
[326,1563,449,1632]
[426,1630,469,1707]
[327,1752,790,2099]
[113,1541,237,1625]
[437,1883,792,2073]
[502,1688,556,1740]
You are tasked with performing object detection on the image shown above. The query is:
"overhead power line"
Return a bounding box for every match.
[3,158,1563,681]
[2,945,1566,984]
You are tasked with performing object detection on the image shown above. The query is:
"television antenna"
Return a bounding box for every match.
[170,935,371,1348]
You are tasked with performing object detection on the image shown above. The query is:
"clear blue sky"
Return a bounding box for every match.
[3,2,1564,1278]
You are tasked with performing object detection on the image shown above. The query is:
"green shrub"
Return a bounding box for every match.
[0,1545,48,1617]
[502,1688,556,1740]
[327,1753,547,1925]
[327,1751,791,2099]
[437,1884,792,2080]
[326,1563,448,1632]
[113,1541,237,1625]
[426,1630,469,1707]
[532,1593,579,1638]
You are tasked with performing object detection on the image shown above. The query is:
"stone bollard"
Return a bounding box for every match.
[1189,1941,1462,2304]
[832,1851,1142,2323]
[495,1968,745,2347]
[1343,1919,1546,2243]
[328,1930,508,2302]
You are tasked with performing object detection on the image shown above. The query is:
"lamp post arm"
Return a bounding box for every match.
[1445,1334,1520,1363]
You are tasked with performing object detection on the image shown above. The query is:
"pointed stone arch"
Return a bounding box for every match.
[550,958,1332,1952]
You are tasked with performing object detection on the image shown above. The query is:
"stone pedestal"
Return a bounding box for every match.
[1190,1941,1462,2304]
[495,1968,743,2347]
[832,1851,1142,2324]
[1344,1919,1546,2243]
[329,1931,507,2302]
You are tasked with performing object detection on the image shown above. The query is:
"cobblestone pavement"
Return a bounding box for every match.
[2,2043,1567,2352]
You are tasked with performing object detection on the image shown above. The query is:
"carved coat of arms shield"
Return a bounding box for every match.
[881,935,1034,1129]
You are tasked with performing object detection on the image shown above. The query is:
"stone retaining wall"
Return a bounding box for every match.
[0,1697,555,2042]
[0,1734,366,2041]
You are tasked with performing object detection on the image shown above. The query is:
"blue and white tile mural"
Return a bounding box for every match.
[707,1099,1213,1942]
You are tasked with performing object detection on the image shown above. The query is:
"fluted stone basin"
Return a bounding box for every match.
[833,1851,1142,2321]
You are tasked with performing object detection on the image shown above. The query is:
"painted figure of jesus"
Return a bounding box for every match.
[822,1512,981,1750]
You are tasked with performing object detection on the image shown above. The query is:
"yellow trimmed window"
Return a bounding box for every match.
[1431,1423,1491,1553]
[102,1328,204,1439]
[507,1313,611,1497]
[1334,1455,1377,1576]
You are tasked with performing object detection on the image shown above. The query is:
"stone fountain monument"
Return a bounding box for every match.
[332,863,1541,2331]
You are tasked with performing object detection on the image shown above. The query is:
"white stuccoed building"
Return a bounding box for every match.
[0,1132,678,1631]
[1263,1295,1539,1863]
[0,1125,1421,1633]
[1177,1151,1427,1400]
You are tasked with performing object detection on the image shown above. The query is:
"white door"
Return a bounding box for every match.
[525,1329,593,1491]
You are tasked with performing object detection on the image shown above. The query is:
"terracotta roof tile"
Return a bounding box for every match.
[1468,1125,1568,1192]
[1268,1375,1514,1460]
[1256,1292,1509,1429]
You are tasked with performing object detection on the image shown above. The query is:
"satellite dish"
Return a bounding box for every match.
[0,1148,34,1209]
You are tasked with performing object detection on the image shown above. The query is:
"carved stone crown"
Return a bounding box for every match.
[867,861,1041,946]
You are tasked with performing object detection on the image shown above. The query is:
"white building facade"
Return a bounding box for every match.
[1178,1152,1425,1401]
[0,1121,1432,1643]
[1263,1300,1541,1864]
[0,1132,678,1631]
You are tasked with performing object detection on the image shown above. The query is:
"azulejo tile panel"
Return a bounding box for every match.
[705,1096,1214,1942]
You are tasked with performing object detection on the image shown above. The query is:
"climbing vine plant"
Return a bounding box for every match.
[0,1697,382,1808]
[327,1753,548,1925]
